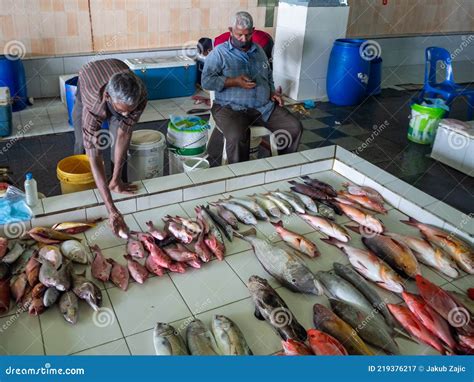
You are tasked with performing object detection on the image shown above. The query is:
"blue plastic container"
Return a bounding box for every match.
[366,57,382,96]
[124,57,197,100]
[0,55,28,112]
[326,39,370,106]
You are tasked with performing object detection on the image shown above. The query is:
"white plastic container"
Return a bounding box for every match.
[168,149,208,175]
[183,157,210,172]
[24,172,39,207]
[249,136,262,160]
[127,130,166,181]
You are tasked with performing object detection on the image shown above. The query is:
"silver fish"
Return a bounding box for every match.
[211,314,253,355]
[43,287,61,307]
[60,240,89,264]
[317,203,336,220]
[214,202,257,225]
[300,214,350,242]
[203,205,233,241]
[2,242,25,264]
[289,191,318,213]
[251,194,281,219]
[71,270,102,311]
[236,231,323,295]
[271,191,306,214]
[226,197,268,221]
[59,291,79,324]
[186,319,219,355]
[248,275,307,341]
[153,322,189,355]
[39,261,71,291]
[9,248,35,275]
[329,298,399,354]
[216,205,239,229]
[316,270,376,315]
[333,262,396,329]
[196,206,225,245]
[263,193,293,215]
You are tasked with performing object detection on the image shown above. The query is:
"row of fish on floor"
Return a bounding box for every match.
[0,175,472,355]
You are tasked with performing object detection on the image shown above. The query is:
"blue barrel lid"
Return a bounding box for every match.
[334,39,367,47]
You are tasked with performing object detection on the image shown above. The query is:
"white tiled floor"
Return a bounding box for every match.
[0,168,469,356]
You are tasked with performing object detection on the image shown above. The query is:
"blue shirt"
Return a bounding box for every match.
[202,40,276,121]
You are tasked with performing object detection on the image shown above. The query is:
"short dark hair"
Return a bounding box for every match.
[197,38,213,54]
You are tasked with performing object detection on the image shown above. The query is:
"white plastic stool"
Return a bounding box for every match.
[207,91,279,165]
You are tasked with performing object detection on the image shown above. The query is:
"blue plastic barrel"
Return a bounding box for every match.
[366,57,382,96]
[326,39,370,106]
[65,76,108,129]
[0,55,29,112]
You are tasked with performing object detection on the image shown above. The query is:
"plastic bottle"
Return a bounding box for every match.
[24,172,38,207]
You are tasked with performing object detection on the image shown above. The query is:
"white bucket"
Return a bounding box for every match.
[127,130,166,181]
[168,149,208,175]
[249,136,262,160]
[183,157,210,172]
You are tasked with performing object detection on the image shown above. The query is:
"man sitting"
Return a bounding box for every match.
[202,11,302,164]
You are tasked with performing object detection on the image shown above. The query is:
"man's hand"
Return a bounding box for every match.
[109,180,138,195]
[233,75,257,89]
[271,92,284,107]
[109,210,130,239]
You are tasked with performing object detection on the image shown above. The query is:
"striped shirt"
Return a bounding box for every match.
[78,59,147,150]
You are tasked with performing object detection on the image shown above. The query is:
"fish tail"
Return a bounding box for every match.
[270,220,283,228]
[401,217,420,227]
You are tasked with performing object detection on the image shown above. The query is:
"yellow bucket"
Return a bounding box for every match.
[57,155,96,194]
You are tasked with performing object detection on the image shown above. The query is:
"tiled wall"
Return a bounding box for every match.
[0,0,273,56]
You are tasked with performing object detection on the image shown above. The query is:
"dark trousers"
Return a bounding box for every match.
[72,80,127,182]
[208,104,303,164]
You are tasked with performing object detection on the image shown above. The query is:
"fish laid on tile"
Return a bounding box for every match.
[38,245,62,269]
[270,191,306,214]
[237,231,323,295]
[60,240,89,264]
[91,245,112,282]
[194,220,213,263]
[39,261,71,291]
[124,255,149,284]
[403,218,473,274]
[288,180,331,200]
[342,183,384,204]
[145,254,166,277]
[385,232,459,278]
[212,201,257,225]
[145,221,168,241]
[416,275,473,336]
[196,206,225,260]
[335,202,384,234]
[329,298,399,354]
[288,191,318,214]
[271,221,320,258]
[10,273,28,303]
[10,247,35,276]
[71,270,102,311]
[203,205,234,241]
[140,234,186,273]
[387,303,446,354]
[31,283,47,299]
[59,290,79,324]
[52,220,99,234]
[2,242,25,264]
[107,258,130,291]
[43,286,61,307]
[299,214,350,242]
[0,237,8,259]
[163,244,199,264]
[212,315,253,355]
[306,328,348,356]
[225,197,268,221]
[164,215,201,237]
[360,234,420,279]
[125,238,145,260]
[312,303,374,355]
[332,262,397,328]
[153,322,189,355]
[324,239,405,293]
[25,255,40,286]
[0,279,10,314]
[281,339,313,355]
[216,205,239,230]
[251,194,282,219]
[402,291,457,352]
[28,297,45,316]
[337,191,387,214]
[248,275,307,342]
[28,227,79,244]
[300,175,337,197]
[262,193,293,215]
[186,319,219,355]
[165,221,194,244]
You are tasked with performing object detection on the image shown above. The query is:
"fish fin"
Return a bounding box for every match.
[235,228,256,238]
[320,237,342,247]
[270,220,283,228]
[254,307,265,321]
[344,224,362,234]
[400,217,419,227]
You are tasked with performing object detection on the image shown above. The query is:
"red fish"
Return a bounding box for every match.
[124,255,149,284]
[145,221,168,240]
[127,238,145,259]
[281,339,313,355]
[468,288,474,301]
[0,278,11,314]
[416,275,474,336]
[338,191,387,214]
[140,234,185,273]
[163,244,200,263]
[28,297,45,316]
[194,223,213,263]
[402,291,457,350]
[91,245,112,282]
[387,304,446,354]
[25,256,40,287]
[458,335,473,353]
[307,329,348,355]
[145,254,166,277]
[107,259,129,291]
[10,273,28,303]
[204,233,225,261]
[0,238,7,259]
